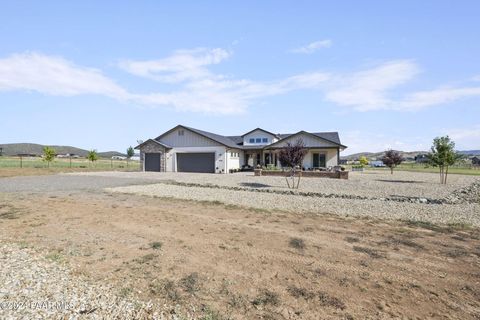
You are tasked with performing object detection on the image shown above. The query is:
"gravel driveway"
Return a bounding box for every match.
[0,174,158,193]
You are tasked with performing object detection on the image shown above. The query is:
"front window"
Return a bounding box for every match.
[255,138,261,143]
[262,138,268,143]
[249,138,255,143]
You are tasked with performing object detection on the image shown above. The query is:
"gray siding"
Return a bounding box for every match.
[268,133,338,148]
[159,128,222,147]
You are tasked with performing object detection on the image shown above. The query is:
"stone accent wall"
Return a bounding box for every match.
[138,141,166,172]
[254,169,348,179]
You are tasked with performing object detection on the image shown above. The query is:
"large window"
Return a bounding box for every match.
[255,138,261,143]
[262,138,268,143]
[249,138,255,143]
[313,153,326,168]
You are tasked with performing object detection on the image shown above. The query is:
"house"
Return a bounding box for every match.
[472,156,480,167]
[415,154,429,164]
[135,125,347,173]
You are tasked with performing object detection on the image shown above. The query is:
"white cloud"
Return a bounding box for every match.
[325,60,420,111]
[119,48,231,83]
[0,52,129,99]
[290,40,332,54]
[121,49,330,114]
[442,125,480,150]
[2,50,480,116]
[324,60,480,112]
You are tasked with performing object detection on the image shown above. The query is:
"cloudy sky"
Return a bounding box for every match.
[1,1,479,155]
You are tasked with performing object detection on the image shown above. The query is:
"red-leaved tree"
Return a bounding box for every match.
[381,150,403,174]
[278,139,308,189]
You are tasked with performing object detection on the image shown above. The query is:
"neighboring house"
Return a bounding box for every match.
[415,154,429,164]
[472,156,480,167]
[135,125,347,173]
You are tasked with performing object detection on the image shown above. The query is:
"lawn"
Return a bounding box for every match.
[361,163,480,176]
[0,156,139,177]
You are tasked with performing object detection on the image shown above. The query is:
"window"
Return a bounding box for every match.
[262,138,268,143]
[231,152,238,158]
[249,138,255,143]
[255,138,261,143]
[178,130,184,136]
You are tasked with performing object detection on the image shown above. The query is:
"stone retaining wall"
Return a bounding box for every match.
[254,169,348,179]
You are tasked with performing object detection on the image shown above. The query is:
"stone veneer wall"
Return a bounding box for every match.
[139,141,167,172]
[254,169,348,179]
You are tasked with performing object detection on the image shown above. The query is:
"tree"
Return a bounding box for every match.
[126,146,134,168]
[278,138,308,189]
[42,146,56,168]
[359,156,369,167]
[87,150,99,166]
[427,136,462,184]
[381,150,403,174]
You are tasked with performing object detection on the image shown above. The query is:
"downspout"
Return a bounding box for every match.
[225,148,229,174]
[337,148,340,166]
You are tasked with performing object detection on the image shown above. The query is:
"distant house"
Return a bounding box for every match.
[472,156,480,167]
[370,160,385,167]
[415,154,429,164]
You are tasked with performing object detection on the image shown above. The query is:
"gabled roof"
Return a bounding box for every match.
[266,131,347,149]
[277,131,346,148]
[148,125,346,150]
[155,125,240,149]
[241,128,280,138]
[134,139,171,150]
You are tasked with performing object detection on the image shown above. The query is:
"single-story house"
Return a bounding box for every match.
[135,125,347,173]
[472,156,480,167]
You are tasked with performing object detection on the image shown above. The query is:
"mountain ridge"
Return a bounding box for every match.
[0,143,126,158]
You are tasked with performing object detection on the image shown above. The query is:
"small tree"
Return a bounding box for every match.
[427,136,462,184]
[87,149,99,166]
[381,150,403,174]
[126,146,134,168]
[278,138,308,189]
[42,146,56,168]
[359,156,369,167]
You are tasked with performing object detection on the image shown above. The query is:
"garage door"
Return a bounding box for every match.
[177,153,215,173]
[145,153,161,172]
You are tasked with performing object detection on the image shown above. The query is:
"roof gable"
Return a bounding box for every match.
[266,131,346,149]
[241,128,279,138]
[155,125,239,148]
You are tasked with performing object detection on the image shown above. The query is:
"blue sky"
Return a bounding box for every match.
[1,1,479,155]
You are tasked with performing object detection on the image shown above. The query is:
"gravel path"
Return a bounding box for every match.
[107,183,480,227]
[0,242,183,320]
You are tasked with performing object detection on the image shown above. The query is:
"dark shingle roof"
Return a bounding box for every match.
[182,126,240,148]
[154,125,345,150]
[278,132,344,147]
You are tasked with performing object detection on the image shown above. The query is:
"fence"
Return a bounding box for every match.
[0,156,139,170]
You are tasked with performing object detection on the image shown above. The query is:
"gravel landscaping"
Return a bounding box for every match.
[107,182,480,227]
[70,170,479,200]
[0,242,183,319]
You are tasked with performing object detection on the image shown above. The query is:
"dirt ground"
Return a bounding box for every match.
[1,189,479,319]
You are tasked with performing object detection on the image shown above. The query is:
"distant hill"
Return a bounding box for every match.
[0,143,126,158]
[342,149,480,161]
[458,150,480,156]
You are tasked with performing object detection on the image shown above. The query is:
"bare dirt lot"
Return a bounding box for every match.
[1,172,480,319]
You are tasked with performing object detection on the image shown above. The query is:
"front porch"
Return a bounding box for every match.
[243,148,339,170]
